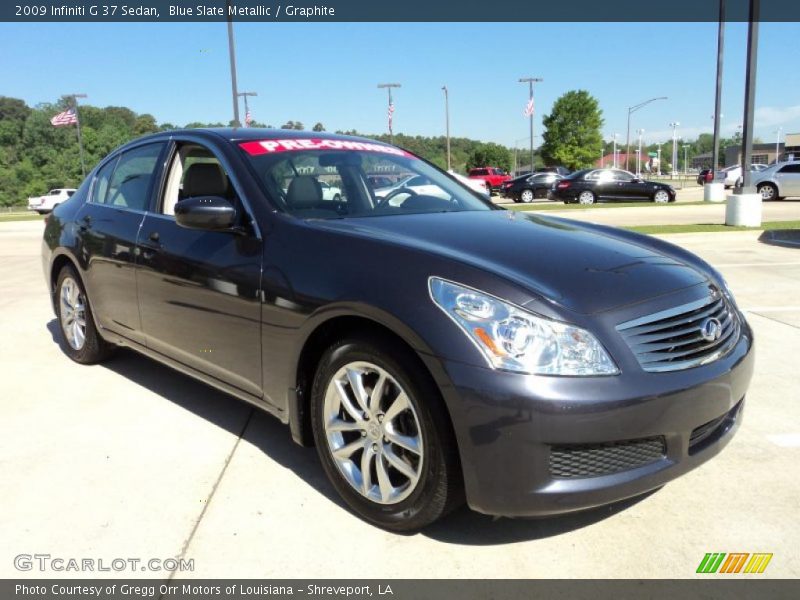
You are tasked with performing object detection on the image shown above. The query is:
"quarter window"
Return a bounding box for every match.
[91,158,118,205]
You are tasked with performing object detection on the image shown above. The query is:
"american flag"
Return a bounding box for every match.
[244,109,252,127]
[51,108,78,127]
[387,101,395,132]
[523,97,534,118]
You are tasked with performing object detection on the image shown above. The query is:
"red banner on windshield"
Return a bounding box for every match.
[239,138,413,158]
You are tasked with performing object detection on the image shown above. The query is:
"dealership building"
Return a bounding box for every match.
[692,133,800,169]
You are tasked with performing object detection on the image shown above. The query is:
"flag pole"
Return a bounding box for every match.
[68,93,88,178]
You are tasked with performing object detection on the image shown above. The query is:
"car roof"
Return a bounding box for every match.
[112,127,398,153]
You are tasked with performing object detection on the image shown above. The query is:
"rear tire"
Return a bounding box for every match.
[578,190,596,205]
[520,189,534,203]
[310,334,462,531]
[55,266,115,364]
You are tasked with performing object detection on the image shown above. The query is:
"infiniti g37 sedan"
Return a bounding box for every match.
[42,129,753,531]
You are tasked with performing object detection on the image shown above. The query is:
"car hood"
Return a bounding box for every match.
[309,210,709,314]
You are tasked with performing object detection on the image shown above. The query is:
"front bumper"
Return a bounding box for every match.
[432,319,754,517]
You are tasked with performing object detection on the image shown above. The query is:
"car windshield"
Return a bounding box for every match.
[240,139,495,219]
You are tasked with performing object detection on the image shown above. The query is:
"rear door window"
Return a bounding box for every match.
[104,143,165,211]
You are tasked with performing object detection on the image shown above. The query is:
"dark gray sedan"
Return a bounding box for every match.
[42,129,752,531]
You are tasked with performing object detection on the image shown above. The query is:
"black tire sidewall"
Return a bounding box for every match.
[310,336,458,531]
[55,265,111,364]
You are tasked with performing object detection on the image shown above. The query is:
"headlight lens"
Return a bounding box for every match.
[429,278,619,376]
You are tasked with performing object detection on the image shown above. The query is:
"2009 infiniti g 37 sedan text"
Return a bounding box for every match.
[42,129,754,531]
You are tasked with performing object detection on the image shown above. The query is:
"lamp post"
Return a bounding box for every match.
[66,93,87,177]
[236,91,257,127]
[377,83,401,143]
[657,147,662,176]
[519,77,543,171]
[442,86,451,171]
[683,144,690,176]
[712,0,726,178]
[775,126,783,163]
[612,133,619,168]
[225,0,240,127]
[626,96,667,171]
[636,129,645,175]
[669,122,680,178]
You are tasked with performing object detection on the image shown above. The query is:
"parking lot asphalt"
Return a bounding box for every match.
[2,219,799,579]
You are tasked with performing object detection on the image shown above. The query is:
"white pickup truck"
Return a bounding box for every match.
[27,188,76,214]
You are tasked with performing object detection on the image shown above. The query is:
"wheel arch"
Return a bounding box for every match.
[289,311,457,454]
[48,251,82,312]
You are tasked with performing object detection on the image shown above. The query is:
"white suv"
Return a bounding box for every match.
[27,188,76,214]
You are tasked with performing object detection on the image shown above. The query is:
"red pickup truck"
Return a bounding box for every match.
[468,167,511,195]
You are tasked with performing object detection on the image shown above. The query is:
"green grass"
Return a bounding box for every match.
[625,220,800,235]
[0,212,44,222]
[508,201,707,211]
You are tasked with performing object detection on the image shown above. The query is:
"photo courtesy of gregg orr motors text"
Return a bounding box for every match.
[14,554,194,573]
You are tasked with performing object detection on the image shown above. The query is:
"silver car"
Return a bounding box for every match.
[750,161,800,200]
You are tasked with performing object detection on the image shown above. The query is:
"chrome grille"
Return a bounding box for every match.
[617,290,740,372]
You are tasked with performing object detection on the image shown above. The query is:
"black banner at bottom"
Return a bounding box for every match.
[4,579,800,600]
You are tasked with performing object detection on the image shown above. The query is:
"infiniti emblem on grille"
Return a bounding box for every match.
[700,317,723,342]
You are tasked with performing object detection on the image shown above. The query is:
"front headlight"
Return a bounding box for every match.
[429,278,619,376]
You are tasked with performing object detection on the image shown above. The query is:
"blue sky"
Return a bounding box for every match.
[2,21,798,148]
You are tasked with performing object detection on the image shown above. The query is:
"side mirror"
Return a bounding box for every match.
[175,196,237,231]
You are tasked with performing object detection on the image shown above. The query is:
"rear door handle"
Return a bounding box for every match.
[148,231,159,242]
[78,215,91,231]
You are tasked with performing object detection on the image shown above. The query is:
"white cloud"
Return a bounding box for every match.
[754,105,800,129]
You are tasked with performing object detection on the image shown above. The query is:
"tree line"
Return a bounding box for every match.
[2,91,734,207]
[0,96,520,207]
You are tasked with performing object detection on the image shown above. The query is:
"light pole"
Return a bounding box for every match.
[377,83,401,144]
[519,77,543,171]
[626,96,667,171]
[657,147,662,176]
[66,93,87,177]
[712,0,726,178]
[738,0,760,193]
[636,129,645,175]
[442,86,451,171]
[225,0,240,127]
[237,91,257,127]
[774,126,783,163]
[612,133,619,168]
[683,144,690,175]
[669,122,680,177]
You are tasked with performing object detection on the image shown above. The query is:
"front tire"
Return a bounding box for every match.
[758,183,778,201]
[55,266,115,364]
[653,190,670,203]
[310,335,462,531]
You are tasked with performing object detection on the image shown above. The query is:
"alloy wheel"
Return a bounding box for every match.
[759,185,775,201]
[654,190,670,203]
[323,361,423,505]
[59,276,87,350]
[520,189,534,203]
[578,191,595,204]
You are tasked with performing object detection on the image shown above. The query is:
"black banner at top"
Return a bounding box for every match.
[3,0,800,22]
